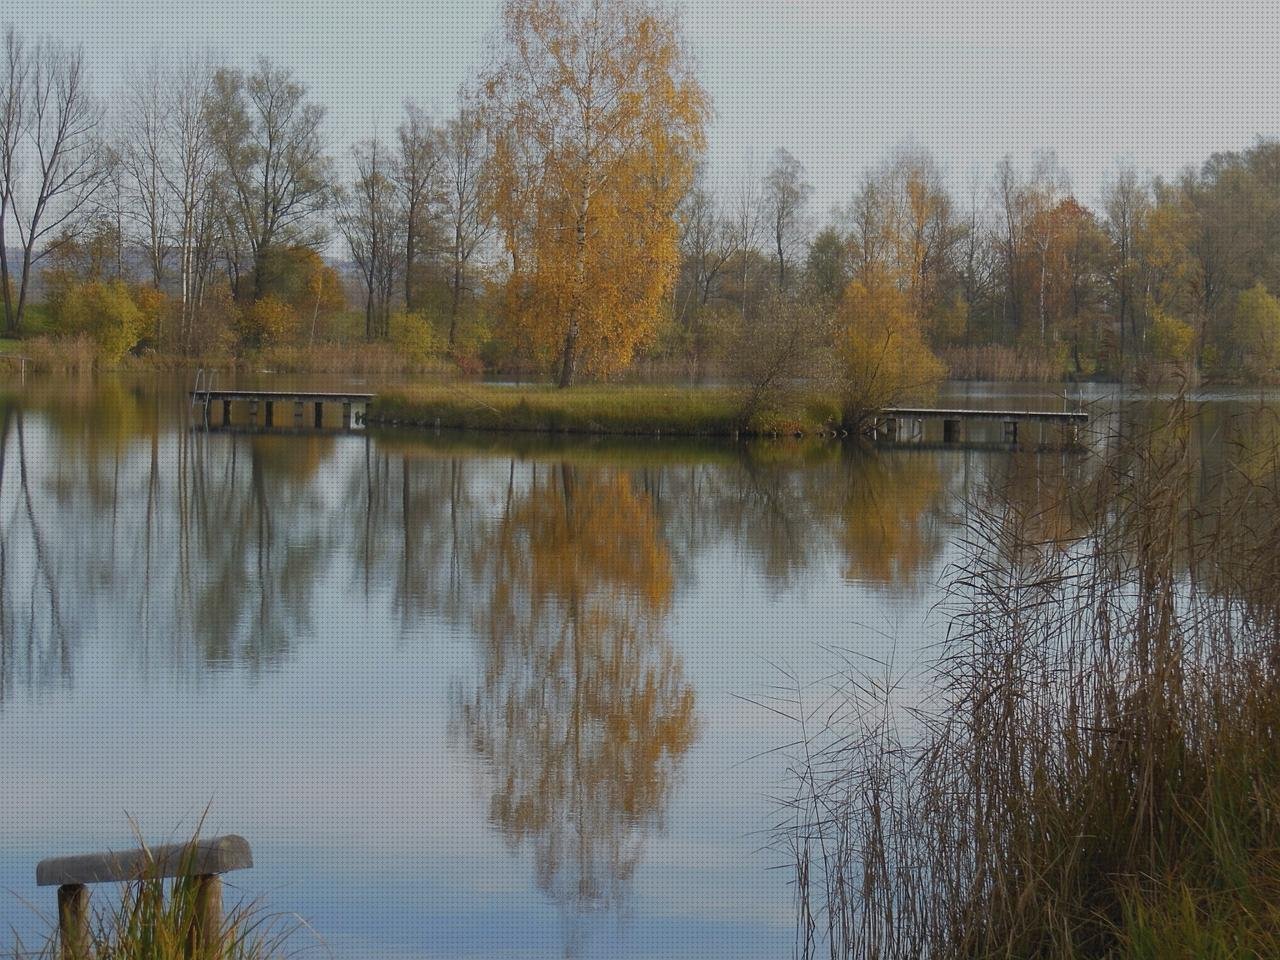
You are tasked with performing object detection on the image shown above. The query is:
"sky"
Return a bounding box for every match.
[7,0,1280,217]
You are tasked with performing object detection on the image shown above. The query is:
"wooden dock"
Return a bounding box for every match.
[191,390,375,429]
[872,407,1088,446]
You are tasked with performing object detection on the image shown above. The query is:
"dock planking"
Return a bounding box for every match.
[878,407,1088,423]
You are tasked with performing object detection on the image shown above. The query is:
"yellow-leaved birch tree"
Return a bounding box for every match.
[481,0,708,386]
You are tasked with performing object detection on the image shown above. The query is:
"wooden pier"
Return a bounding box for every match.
[871,407,1089,447]
[191,390,374,429]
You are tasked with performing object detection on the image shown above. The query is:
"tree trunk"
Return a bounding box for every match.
[404,215,416,312]
[13,245,34,335]
[448,257,462,349]
[558,194,589,389]
[251,245,269,301]
[0,239,14,335]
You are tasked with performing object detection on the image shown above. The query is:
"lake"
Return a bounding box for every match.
[0,376,1265,958]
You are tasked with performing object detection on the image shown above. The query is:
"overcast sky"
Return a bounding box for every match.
[8,0,1280,217]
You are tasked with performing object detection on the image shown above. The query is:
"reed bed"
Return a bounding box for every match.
[941,345,1067,383]
[779,396,1280,958]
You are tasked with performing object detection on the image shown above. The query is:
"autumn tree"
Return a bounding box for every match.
[1226,283,1280,380]
[835,264,944,424]
[481,0,709,386]
[842,148,965,342]
[210,58,329,302]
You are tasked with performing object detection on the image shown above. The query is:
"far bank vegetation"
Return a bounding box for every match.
[6,2,1280,395]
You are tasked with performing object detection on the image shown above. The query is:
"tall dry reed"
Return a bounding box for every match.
[780,395,1280,958]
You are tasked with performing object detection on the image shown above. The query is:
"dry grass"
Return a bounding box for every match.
[2,335,98,376]
[778,395,1280,958]
[369,383,843,437]
[941,344,1067,382]
[250,342,451,376]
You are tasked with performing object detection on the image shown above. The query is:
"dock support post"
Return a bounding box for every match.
[222,399,231,425]
[294,401,304,426]
[314,401,323,428]
[342,402,352,428]
[264,401,274,427]
[57,884,89,960]
[189,874,223,959]
[943,419,960,443]
[883,418,897,441]
[1004,420,1019,445]
[249,399,258,424]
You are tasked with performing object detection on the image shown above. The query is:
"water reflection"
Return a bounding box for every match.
[0,377,1161,957]
[452,465,695,951]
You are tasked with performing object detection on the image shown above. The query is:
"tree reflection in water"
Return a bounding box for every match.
[452,463,697,949]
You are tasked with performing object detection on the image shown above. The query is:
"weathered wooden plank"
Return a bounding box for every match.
[880,407,1088,423]
[189,390,374,402]
[37,835,253,887]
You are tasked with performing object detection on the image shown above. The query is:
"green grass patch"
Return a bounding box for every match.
[368,384,842,437]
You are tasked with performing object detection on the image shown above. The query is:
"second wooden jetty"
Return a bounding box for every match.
[191,390,374,429]
[872,407,1089,445]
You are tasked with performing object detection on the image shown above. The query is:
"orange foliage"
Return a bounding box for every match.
[482,0,709,385]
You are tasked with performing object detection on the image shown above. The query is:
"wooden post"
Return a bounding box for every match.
[249,399,258,424]
[314,401,323,428]
[943,419,960,443]
[342,401,352,428]
[188,874,223,959]
[264,401,274,427]
[1004,419,1019,445]
[57,884,89,960]
[222,399,232,425]
[294,401,304,425]
[884,418,897,441]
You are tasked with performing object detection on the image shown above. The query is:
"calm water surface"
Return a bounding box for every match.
[0,377,1264,958]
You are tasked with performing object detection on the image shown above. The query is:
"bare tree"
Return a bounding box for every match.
[396,100,443,313]
[1103,166,1149,360]
[339,137,402,341]
[0,30,107,334]
[442,102,490,349]
[676,169,738,322]
[210,58,329,301]
[763,147,812,290]
[0,28,26,328]
[164,56,223,350]
[119,60,170,288]
[729,173,763,321]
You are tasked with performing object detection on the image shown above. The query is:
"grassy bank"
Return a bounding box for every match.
[368,384,843,437]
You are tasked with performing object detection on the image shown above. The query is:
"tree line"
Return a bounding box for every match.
[4,1,1280,387]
